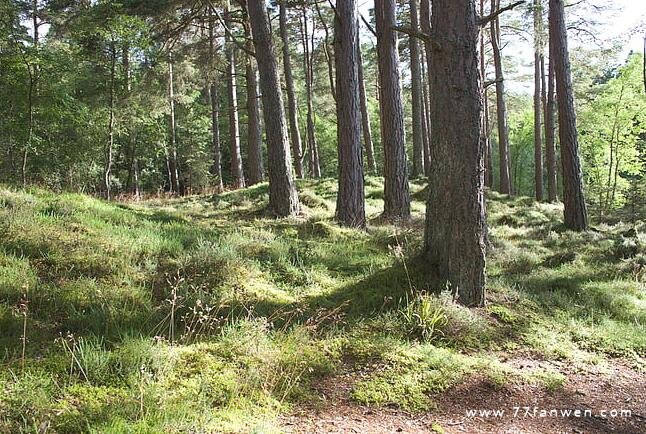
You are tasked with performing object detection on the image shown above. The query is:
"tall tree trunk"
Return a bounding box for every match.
[375,0,410,221]
[409,0,425,178]
[247,0,300,217]
[226,6,245,189]
[334,0,365,228]
[105,42,116,200]
[533,0,544,201]
[490,0,512,195]
[301,8,321,178]
[425,0,486,307]
[279,2,304,179]
[209,18,223,192]
[420,0,433,177]
[245,22,264,185]
[480,0,493,189]
[544,50,558,202]
[167,53,180,194]
[549,0,587,230]
[358,39,377,174]
[314,2,336,100]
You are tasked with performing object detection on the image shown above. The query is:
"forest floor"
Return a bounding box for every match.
[0,178,644,433]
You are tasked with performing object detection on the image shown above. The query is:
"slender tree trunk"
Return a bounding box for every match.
[226,6,245,189]
[425,0,486,307]
[209,18,223,192]
[167,53,180,194]
[247,0,300,217]
[279,2,304,179]
[549,0,588,230]
[301,8,321,178]
[490,0,512,195]
[245,22,264,185]
[409,0,425,178]
[420,0,433,177]
[533,0,544,201]
[375,0,410,221]
[105,42,117,200]
[480,0,493,189]
[544,50,558,202]
[314,2,336,100]
[358,39,377,174]
[420,48,432,177]
[334,0,365,228]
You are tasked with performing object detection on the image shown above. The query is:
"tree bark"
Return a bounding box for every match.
[358,39,377,174]
[409,0,425,178]
[544,50,558,202]
[490,0,512,195]
[549,0,588,230]
[209,19,224,192]
[533,0,544,201]
[375,0,411,221]
[301,8,321,178]
[226,5,245,189]
[105,42,117,200]
[420,0,433,177]
[334,0,365,228]
[279,2,304,179]
[480,0,493,189]
[425,0,486,307]
[245,22,264,185]
[247,0,300,217]
[167,53,180,194]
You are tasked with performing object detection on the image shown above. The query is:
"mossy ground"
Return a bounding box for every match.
[0,179,644,432]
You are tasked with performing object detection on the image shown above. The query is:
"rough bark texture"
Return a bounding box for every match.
[247,0,300,217]
[167,54,180,194]
[549,0,588,230]
[226,8,245,190]
[245,41,264,186]
[533,0,544,201]
[375,0,410,221]
[490,0,512,195]
[334,0,365,228]
[279,3,304,179]
[544,50,558,202]
[358,41,377,174]
[425,0,486,307]
[409,0,425,178]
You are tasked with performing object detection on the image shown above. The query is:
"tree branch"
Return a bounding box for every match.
[479,1,525,26]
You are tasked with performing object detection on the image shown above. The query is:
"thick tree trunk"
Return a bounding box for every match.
[544,52,558,202]
[425,0,486,307]
[334,0,365,228]
[167,53,180,195]
[490,0,512,195]
[533,0,544,201]
[247,0,300,217]
[375,0,410,221]
[549,0,587,230]
[301,8,321,178]
[358,40,377,174]
[409,0,425,178]
[245,24,264,185]
[279,3,304,179]
[226,8,245,190]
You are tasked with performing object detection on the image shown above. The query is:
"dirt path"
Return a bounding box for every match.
[281,360,645,434]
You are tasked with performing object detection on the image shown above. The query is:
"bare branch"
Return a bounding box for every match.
[479,1,526,26]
